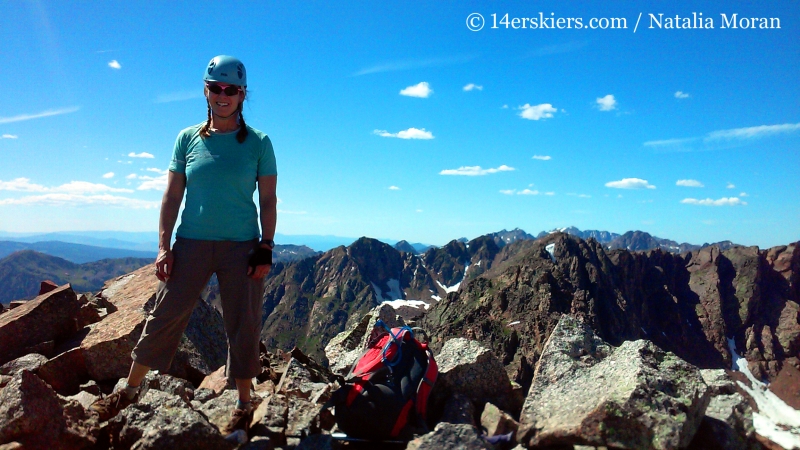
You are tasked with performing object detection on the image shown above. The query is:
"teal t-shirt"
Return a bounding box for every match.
[169,123,277,241]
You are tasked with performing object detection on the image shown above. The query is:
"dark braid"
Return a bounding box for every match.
[236,107,249,143]
[199,102,212,138]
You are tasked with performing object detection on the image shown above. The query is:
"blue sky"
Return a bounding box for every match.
[1,1,798,248]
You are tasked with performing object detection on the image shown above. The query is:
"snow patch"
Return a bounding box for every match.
[476,260,482,267]
[430,294,441,301]
[545,243,556,262]
[508,320,520,326]
[436,263,470,293]
[371,278,404,302]
[382,299,430,310]
[728,338,800,448]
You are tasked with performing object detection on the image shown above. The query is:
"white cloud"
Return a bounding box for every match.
[0,178,48,192]
[108,60,121,69]
[567,193,591,198]
[128,152,155,158]
[155,91,203,103]
[500,189,515,195]
[706,122,800,141]
[126,173,138,180]
[389,186,400,190]
[681,197,747,206]
[102,172,115,179]
[518,189,539,195]
[0,106,80,124]
[596,94,617,111]
[399,82,433,98]
[137,174,168,191]
[727,183,736,189]
[501,105,509,109]
[676,179,704,187]
[605,178,656,189]
[373,128,434,140]
[2,134,18,139]
[440,165,515,176]
[0,179,131,196]
[532,155,551,161]
[675,91,690,99]
[54,181,133,194]
[463,83,483,92]
[416,209,423,213]
[544,192,555,196]
[353,55,475,76]
[0,193,158,208]
[518,103,556,121]
[643,137,697,148]
[146,168,168,174]
[740,192,748,197]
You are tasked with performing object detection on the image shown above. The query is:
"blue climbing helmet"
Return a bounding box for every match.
[203,55,247,87]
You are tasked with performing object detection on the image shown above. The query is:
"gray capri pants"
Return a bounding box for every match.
[131,238,264,379]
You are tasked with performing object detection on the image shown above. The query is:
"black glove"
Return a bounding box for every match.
[247,247,272,270]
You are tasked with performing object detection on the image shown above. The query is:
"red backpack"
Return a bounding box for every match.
[327,321,438,441]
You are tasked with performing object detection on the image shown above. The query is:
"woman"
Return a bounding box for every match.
[92,55,278,435]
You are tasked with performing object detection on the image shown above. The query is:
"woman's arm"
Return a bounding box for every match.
[155,171,186,281]
[250,175,277,279]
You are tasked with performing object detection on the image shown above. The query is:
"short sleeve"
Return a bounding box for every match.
[257,135,278,176]
[168,131,188,174]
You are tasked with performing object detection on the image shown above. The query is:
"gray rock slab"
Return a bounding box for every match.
[518,314,710,450]
[406,423,493,450]
[108,388,233,450]
[434,338,514,413]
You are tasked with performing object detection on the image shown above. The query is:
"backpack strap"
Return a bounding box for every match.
[415,343,438,419]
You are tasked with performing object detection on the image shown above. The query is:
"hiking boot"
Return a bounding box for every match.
[221,396,263,436]
[90,389,139,422]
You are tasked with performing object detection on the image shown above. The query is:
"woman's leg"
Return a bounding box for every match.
[215,240,265,393]
[130,238,215,373]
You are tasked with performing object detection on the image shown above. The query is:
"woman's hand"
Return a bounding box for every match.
[247,243,272,279]
[155,248,174,281]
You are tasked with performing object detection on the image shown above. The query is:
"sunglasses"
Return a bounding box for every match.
[206,83,242,96]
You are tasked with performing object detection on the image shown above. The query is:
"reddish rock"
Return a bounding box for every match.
[79,266,158,380]
[36,348,89,395]
[768,362,800,410]
[0,354,48,377]
[0,284,81,366]
[39,280,59,296]
[0,370,65,446]
[198,365,228,395]
[77,303,103,329]
[480,402,518,439]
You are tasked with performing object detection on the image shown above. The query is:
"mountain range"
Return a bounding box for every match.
[0,250,152,305]
[252,229,798,398]
[0,244,318,305]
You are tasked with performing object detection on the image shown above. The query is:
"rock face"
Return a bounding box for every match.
[0,370,65,446]
[422,234,800,391]
[0,284,81,366]
[689,369,758,450]
[518,314,710,449]
[433,338,515,415]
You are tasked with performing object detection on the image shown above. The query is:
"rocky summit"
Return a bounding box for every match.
[0,232,798,449]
